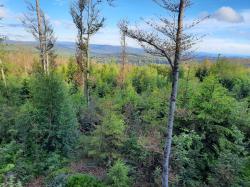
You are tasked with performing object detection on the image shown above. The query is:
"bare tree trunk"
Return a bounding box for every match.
[44,26,48,74]
[162,67,179,187]
[162,1,184,187]
[121,30,126,85]
[86,36,90,106]
[84,57,89,106]
[85,0,92,106]
[35,0,45,72]
[0,59,6,87]
[46,53,49,74]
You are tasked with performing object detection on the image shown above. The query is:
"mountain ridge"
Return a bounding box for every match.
[6,40,250,59]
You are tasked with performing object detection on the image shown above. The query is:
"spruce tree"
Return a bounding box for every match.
[17,73,78,156]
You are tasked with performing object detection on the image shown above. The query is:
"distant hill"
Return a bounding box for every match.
[6,40,164,64]
[6,40,144,56]
[5,40,250,64]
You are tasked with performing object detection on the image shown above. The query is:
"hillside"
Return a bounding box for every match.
[1,0,250,186]
[6,40,250,66]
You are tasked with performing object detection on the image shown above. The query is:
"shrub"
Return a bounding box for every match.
[16,73,78,156]
[131,66,158,94]
[0,175,22,187]
[107,160,131,187]
[46,168,73,187]
[89,111,125,164]
[66,174,106,187]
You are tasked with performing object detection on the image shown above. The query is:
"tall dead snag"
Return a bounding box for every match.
[0,57,6,87]
[70,0,105,106]
[22,0,56,74]
[35,0,45,71]
[0,43,6,87]
[118,20,128,87]
[120,0,206,186]
[0,5,6,87]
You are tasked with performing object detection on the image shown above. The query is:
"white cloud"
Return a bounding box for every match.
[213,7,244,23]
[0,6,8,18]
[197,37,250,56]
[241,9,250,23]
[188,8,250,43]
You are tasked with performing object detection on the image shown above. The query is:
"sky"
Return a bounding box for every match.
[0,0,250,56]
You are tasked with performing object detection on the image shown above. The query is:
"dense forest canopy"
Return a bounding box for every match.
[0,0,250,187]
[1,50,250,186]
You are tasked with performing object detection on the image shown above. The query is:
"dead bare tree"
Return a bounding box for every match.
[35,0,45,70]
[0,5,6,87]
[22,0,56,74]
[70,0,105,106]
[0,60,6,87]
[0,41,6,88]
[0,43,6,87]
[119,0,206,186]
[118,20,128,86]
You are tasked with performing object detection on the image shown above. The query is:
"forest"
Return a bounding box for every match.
[0,0,250,187]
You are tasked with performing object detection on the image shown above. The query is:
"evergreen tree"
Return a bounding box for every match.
[17,73,78,156]
[107,160,131,187]
[89,109,125,164]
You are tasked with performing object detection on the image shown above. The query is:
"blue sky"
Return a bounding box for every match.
[0,0,250,55]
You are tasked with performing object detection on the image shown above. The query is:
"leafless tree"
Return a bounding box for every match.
[22,0,56,74]
[0,4,7,87]
[0,42,6,88]
[70,0,105,106]
[119,0,207,186]
[118,20,128,86]
[0,45,6,87]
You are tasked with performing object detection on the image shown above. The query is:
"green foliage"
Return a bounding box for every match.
[16,73,78,156]
[91,63,119,97]
[208,151,245,187]
[65,57,80,94]
[0,175,22,187]
[171,131,204,186]
[89,109,125,164]
[46,167,73,187]
[176,75,248,186]
[242,157,250,186]
[191,76,242,153]
[19,79,30,103]
[131,66,158,94]
[0,141,23,182]
[66,174,106,187]
[0,73,79,183]
[66,57,79,84]
[212,59,247,91]
[107,160,131,187]
[232,77,250,100]
[1,56,250,187]
[195,60,212,82]
[0,104,17,143]
[192,76,236,123]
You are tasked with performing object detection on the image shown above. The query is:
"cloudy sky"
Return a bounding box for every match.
[0,0,250,55]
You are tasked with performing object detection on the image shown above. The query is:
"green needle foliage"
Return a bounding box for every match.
[17,73,78,156]
[107,160,131,187]
[0,55,249,186]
